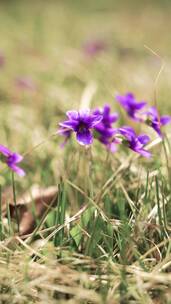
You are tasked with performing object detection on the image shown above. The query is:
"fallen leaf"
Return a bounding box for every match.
[3,185,58,236]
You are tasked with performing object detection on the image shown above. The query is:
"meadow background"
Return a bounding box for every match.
[0,0,171,303]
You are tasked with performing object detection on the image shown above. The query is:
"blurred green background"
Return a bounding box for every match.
[0,0,171,185]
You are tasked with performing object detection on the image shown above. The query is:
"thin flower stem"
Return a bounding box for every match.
[22,132,57,157]
[12,172,20,233]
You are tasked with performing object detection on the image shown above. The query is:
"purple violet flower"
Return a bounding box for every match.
[145,106,171,136]
[0,145,25,176]
[119,126,151,158]
[59,109,102,145]
[93,105,119,152]
[116,93,147,121]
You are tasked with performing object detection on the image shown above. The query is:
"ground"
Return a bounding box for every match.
[0,0,171,303]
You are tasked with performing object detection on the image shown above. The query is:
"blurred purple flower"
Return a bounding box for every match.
[119,126,151,158]
[95,124,119,152]
[93,105,119,152]
[59,109,102,145]
[97,129,120,152]
[83,39,107,57]
[116,93,146,121]
[0,145,25,176]
[0,51,5,68]
[145,106,171,136]
[58,128,72,147]
[93,105,118,128]
[15,76,36,91]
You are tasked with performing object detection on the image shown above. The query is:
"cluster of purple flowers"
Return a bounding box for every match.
[116,93,171,135]
[0,92,170,177]
[59,92,171,158]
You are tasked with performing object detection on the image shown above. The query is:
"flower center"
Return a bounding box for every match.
[145,118,153,126]
[78,122,87,132]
